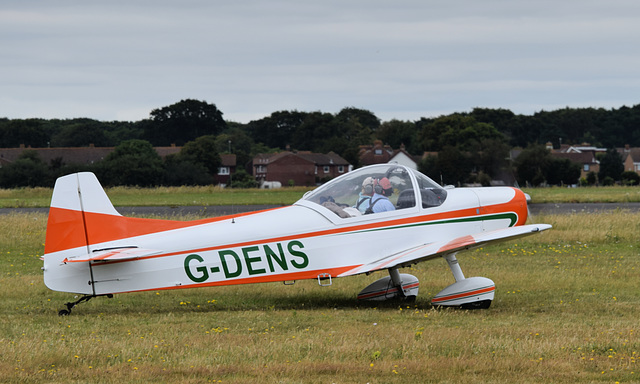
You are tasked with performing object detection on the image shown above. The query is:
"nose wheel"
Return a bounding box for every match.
[431,253,495,309]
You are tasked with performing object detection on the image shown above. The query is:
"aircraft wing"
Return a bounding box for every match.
[338,224,551,277]
[63,247,163,263]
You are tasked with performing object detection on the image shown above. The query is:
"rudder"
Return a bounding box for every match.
[44,172,120,294]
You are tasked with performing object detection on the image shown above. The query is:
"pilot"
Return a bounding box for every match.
[354,177,374,213]
[365,177,395,214]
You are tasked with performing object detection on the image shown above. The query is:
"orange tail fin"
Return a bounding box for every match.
[45,173,122,255]
[44,172,208,255]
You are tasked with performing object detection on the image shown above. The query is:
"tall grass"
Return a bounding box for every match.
[1,211,639,383]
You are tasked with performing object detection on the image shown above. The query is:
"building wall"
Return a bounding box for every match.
[260,155,316,186]
[388,152,417,169]
[316,163,348,180]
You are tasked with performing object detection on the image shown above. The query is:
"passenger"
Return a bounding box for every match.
[365,177,396,214]
[354,177,374,213]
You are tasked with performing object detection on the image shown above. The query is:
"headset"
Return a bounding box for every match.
[373,177,393,196]
[373,179,382,195]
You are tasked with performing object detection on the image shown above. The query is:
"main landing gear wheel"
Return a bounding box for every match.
[460,299,492,310]
[357,271,419,302]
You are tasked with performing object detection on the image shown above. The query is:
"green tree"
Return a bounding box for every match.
[229,168,258,188]
[598,148,624,182]
[418,146,472,186]
[514,145,550,187]
[144,99,226,146]
[163,155,212,186]
[51,119,110,147]
[292,112,338,152]
[621,171,640,186]
[545,157,581,185]
[335,107,380,134]
[513,145,580,186]
[418,154,441,185]
[476,138,511,180]
[376,119,418,154]
[418,114,505,152]
[0,119,50,148]
[246,110,307,149]
[335,107,377,159]
[215,128,254,170]
[98,140,164,186]
[179,135,221,177]
[0,150,50,187]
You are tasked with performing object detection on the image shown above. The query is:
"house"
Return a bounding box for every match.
[619,145,640,174]
[549,143,602,179]
[359,141,419,169]
[214,154,236,186]
[252,151,350,186]
[388,145,419,169]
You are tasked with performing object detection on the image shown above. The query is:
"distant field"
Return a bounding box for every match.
[1,210,639,383]
[2,184,640,208]
[521,185,640,203]
[0,186,312,208]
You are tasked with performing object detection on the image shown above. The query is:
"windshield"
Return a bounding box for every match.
[301,164,446,218]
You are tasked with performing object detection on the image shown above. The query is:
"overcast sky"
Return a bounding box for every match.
[2,1,639,124]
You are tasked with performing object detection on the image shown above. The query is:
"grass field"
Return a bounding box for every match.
[2,184,640,208]
[0,185,312,208]
[1,208,639,383]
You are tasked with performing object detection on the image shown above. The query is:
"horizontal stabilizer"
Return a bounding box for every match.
[338,224,551,277]
[63,247,162,263]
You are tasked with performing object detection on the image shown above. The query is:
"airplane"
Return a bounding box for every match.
[42,164,551,315]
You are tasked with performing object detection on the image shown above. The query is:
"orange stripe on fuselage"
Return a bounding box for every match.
[123,265,360,294]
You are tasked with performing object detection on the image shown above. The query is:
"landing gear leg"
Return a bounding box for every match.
[58,294,113,316]
[388,268,416,302]
[444,253,465,282]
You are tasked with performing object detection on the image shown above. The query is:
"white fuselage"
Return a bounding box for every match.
[43,186,524,295]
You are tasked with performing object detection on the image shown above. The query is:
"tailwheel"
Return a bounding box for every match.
[58,294,113,316]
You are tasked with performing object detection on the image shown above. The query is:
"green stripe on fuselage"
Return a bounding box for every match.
[350,212,518,235]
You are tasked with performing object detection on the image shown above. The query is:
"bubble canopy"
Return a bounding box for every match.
[298,164,447,218]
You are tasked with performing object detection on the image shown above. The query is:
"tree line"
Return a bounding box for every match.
[1,99,639,188]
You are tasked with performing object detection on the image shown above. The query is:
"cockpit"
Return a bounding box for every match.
[299,164,447,218]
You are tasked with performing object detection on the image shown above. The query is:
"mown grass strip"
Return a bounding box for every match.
[1,211,639,383]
